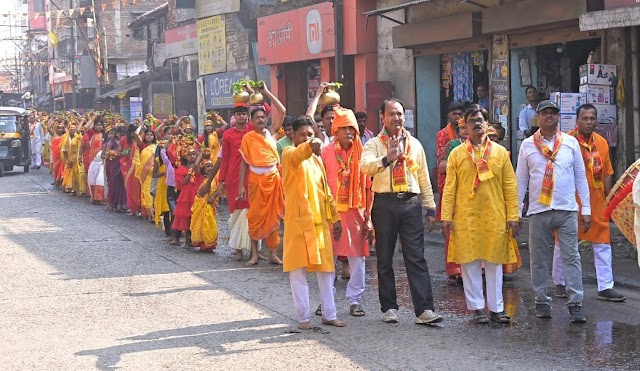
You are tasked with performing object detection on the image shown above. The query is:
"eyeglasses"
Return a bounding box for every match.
[467,117,485,125]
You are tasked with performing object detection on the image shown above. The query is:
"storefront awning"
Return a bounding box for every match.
[579,6,640,31]
[361,0,432,26]
[99,83,141,100]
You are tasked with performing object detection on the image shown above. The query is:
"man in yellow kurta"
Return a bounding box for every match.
[238,83,286,266]
[60,124,86,196]
[440,107,520,325]
[282,116,345,330]
[552,104,625,302]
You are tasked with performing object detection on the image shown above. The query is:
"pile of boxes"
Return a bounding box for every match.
[550,64,617,145]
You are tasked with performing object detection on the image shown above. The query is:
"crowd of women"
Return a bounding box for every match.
[38,109,231,252]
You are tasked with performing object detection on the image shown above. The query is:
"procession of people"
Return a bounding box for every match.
[27,80,630,330]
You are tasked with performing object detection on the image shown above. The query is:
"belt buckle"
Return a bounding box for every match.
[396,192,406,199]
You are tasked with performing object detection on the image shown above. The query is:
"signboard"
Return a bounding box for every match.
[165,23,198,59]
[130,97,143,122]
[152,94,173,119]
[197,15,226,75]
[202,69,255,109]
[605,0,640,9]
[257,2,336,65]
[195,0,240,18]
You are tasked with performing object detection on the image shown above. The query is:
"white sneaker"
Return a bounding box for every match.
[415,310,443,325]
[383,309,399,323]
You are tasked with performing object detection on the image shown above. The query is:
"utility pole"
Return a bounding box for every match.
[70,0,77,109]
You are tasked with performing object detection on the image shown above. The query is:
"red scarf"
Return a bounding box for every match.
[333,141,365,212]
[465,138,493,198]
[571,130,604,189]
[378,128,418,192]
[533,129,563,205]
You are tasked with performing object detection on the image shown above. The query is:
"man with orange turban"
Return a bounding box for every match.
[237,83,287,266]
[320,107,373,317]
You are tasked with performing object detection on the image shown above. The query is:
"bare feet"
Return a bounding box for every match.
[298,321,314,330]
[269,251,283,265]
[235,249,243,261]
[321,318,346,327]
[258,253,269,261]
[245,256,258,266]
[169,239,181,246]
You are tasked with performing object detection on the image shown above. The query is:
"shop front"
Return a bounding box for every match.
[386,0,611,184]
[257,0,379,130]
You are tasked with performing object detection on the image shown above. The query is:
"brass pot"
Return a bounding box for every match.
[249,90,265,105]
[319,86,341,106]
[232,90,250,104]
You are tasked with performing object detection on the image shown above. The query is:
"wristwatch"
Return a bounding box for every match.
[381,157,390,168]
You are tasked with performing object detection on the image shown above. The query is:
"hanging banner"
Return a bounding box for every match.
[197,15,226,75]
[195,0,240,18]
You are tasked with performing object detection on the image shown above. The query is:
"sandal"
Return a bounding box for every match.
[315,304,322,316]
[350,304,365,317]
[490,311,511,324]
[473,310,489,324]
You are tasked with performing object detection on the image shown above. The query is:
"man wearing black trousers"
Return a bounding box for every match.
[360,98,443,325]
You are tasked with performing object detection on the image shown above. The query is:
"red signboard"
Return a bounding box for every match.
[165,23,198,59]
[257,2,335,65]
[605,0,640,9]
[29,0,47,31]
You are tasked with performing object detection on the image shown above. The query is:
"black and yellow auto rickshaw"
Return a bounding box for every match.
[0,107,31,177]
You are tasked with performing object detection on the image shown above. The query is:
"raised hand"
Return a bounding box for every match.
[386,136,400,163]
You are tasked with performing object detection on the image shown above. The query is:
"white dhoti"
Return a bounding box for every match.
[30,138,43,166]
[228,208,252,253]
[461,260,504,313]
[289,268,337,323]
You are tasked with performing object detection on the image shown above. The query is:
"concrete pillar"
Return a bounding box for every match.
[320,58,335,83]
[354,52,379,132]
[270,64,286,107]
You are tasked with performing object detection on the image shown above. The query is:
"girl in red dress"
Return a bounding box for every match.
[170,141,204,247]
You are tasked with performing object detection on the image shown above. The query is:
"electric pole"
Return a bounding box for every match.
[70,0,77,109]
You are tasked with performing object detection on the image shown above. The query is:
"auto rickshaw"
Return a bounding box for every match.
[0,107,31,177]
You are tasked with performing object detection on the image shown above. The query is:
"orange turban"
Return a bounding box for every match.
[330,107,366,212]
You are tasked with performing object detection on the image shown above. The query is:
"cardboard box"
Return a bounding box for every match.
[579,64,617,86]
[579,84,615,105]
[595,123,617,147]
[593,103,617,124]
[551,92,587,114]
[559,113,577,132]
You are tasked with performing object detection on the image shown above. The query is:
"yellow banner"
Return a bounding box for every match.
[197,15,226,76]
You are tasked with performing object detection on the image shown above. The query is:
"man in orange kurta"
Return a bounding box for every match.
[552,104,625,302]
[282,116,344,329]
[238,83,286,266]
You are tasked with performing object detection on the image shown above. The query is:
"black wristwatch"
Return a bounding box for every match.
[381,157,390,168]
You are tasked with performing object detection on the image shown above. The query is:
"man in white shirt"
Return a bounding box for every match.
[516,100,591,324]
[29,113,45,169]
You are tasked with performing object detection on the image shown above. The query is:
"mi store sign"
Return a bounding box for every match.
[257,2,336,65]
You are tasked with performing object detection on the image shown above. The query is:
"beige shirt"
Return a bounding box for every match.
[360,132,436,210]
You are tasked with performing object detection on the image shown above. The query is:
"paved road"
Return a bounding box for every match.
[1,168,639,370]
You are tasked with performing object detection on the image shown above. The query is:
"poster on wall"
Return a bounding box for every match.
[151,94,173,119]
[197,15,226,75]
[196,77,206,130]
[130,97,143,122]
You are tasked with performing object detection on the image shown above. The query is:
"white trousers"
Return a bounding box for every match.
[228,209,260,253]
[289,268,337,323]
[553,242,614,291]
[30,139,42,166]
[461,260,504,313]
[336,256,366,305]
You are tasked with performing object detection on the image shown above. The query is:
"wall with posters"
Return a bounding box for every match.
[197,15,226,75]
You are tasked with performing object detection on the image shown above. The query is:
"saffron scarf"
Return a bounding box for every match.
[533,129,563,205]
[570,130,604,189]
[333,141,366,212]
[379,128,419,192]
[465,138,493,198]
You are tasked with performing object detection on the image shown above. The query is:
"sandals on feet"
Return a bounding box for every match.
[350,304,365,317]
[490,311,511,324]
[315,304,322,316]
[473,310,489,324]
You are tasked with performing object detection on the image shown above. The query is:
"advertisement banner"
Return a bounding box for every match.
[198,15,226,76]
[152,94,173,119]
[257,2,335,65]
[130,97,143,122]
[195,0,240,18]
[165,23,198,59]
[202,69,255,109]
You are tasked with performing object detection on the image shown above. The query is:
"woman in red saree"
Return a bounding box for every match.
[49,122,66,187]
[118,125,142,215]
